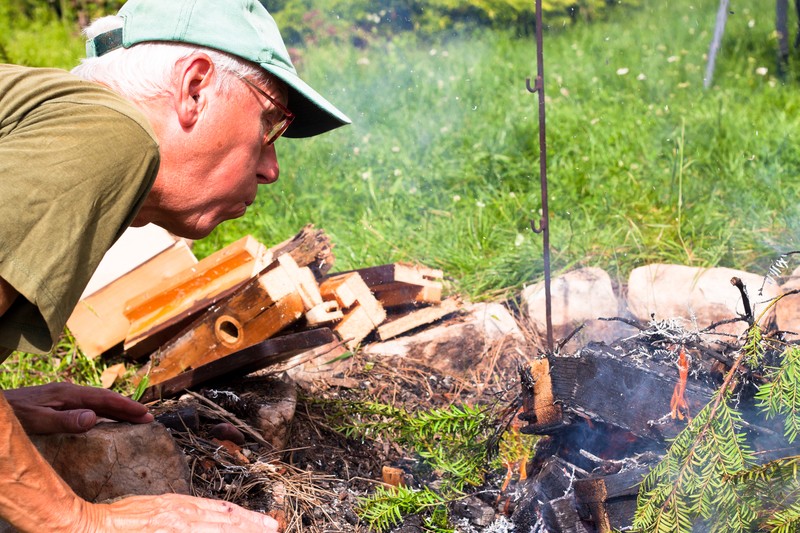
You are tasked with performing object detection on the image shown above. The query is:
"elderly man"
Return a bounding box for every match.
[0,0,349,530]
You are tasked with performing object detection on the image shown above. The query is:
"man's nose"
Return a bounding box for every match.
[258,144,279,184]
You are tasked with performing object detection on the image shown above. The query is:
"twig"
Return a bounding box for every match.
[186,390,273,450]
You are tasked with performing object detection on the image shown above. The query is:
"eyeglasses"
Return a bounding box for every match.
[235,73,294,146]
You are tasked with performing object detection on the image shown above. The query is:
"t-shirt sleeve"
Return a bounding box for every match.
[0,99,159,354]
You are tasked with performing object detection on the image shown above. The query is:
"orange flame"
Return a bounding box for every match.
[670,347,690,420]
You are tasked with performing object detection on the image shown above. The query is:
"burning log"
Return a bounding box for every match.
[541,343,716,441]
[573,466,648,532]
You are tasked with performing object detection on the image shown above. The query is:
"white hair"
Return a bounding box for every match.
[71,16,276,102]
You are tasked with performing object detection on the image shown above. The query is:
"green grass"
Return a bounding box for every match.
[198,0,800,300]
[4,0,800,383]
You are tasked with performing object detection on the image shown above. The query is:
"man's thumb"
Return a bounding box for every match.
[58,409,97,433]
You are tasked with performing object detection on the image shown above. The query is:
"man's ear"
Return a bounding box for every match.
[175,54,215,128]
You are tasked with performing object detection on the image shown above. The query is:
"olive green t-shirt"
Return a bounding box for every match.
[0,64,160,354]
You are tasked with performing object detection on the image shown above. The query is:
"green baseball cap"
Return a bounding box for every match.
[86,0,351,138]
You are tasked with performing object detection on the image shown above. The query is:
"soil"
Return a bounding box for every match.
[151,322,534,533]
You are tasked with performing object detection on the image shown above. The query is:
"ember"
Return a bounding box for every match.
[669,347,691,420]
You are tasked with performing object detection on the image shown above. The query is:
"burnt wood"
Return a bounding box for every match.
[573,466,648,532]
[548,344,716,441]
[268,224,334,278]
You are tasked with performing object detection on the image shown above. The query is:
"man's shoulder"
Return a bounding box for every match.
[0,64,155,143]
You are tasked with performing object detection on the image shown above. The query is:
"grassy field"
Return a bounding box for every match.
[3,0,800,386]
[196,0,800,299]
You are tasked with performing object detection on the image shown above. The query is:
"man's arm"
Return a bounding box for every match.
[0,276,18,318]
[0,393,278,531]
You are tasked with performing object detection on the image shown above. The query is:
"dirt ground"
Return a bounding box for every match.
[152,319,535,533]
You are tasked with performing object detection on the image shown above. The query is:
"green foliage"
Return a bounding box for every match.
[757,346,800,443]
[0,330,106,390]
[634,393,755,532]
[269,0,639,46]
[323,399,497,530]
[635,319,800,532]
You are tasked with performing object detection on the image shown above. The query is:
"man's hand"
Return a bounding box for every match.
[85,494,280,532]
[2,382,153,435]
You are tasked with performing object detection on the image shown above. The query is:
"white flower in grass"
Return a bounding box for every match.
[357,57,370,66]
[748,19,755,28]
[361,171,371,180]
[755,67,768,76]
[429,49,437,56]
[616,67,629,76]
[667,55,679,63]
[476,200,486,208]
[393,169,402,177]
[353,147,360,156]
[391,146,400,153]
[452,195,461,202]
[637,73,647,81]
[514,234,525,247]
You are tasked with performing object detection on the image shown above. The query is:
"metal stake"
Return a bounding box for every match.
[526,0,553,353]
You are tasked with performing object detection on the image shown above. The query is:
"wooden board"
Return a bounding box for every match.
[345,263,443,289]
[574,467,647,532]
[138,328,337,403]
[376,298,459,341]
[67,241,197,359]
[134,263,301,382]
[123,235,271,355]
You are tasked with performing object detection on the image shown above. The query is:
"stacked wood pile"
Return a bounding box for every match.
[67,226,458,403]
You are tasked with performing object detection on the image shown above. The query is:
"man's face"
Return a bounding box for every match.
[144,70,287,239]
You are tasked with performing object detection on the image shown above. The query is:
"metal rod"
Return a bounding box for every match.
[526,0,553,353]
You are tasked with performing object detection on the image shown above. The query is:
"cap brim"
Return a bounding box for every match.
[261,63,351,138]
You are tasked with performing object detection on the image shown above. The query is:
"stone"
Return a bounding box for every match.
[521,267,633,351]
[249,373,297,452]
[209,422,246,445]
[776,266,800,340]
[30,422,191,502]
[362,302,524,377]
[626,264,781,338]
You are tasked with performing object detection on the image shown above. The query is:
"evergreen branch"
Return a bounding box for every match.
[635,322,759,532]
[757,346,800,442]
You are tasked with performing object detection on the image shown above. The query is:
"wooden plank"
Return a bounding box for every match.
[142,291,305,387]
[67,241,197,359]
[123,235,271,355]
[129,260,294,367]
[345,263,443,289]
[374,285,442,308]
[376,298,458,341]
[276,254,323,309]
[138,328,336,403]
[320,273,386,349]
